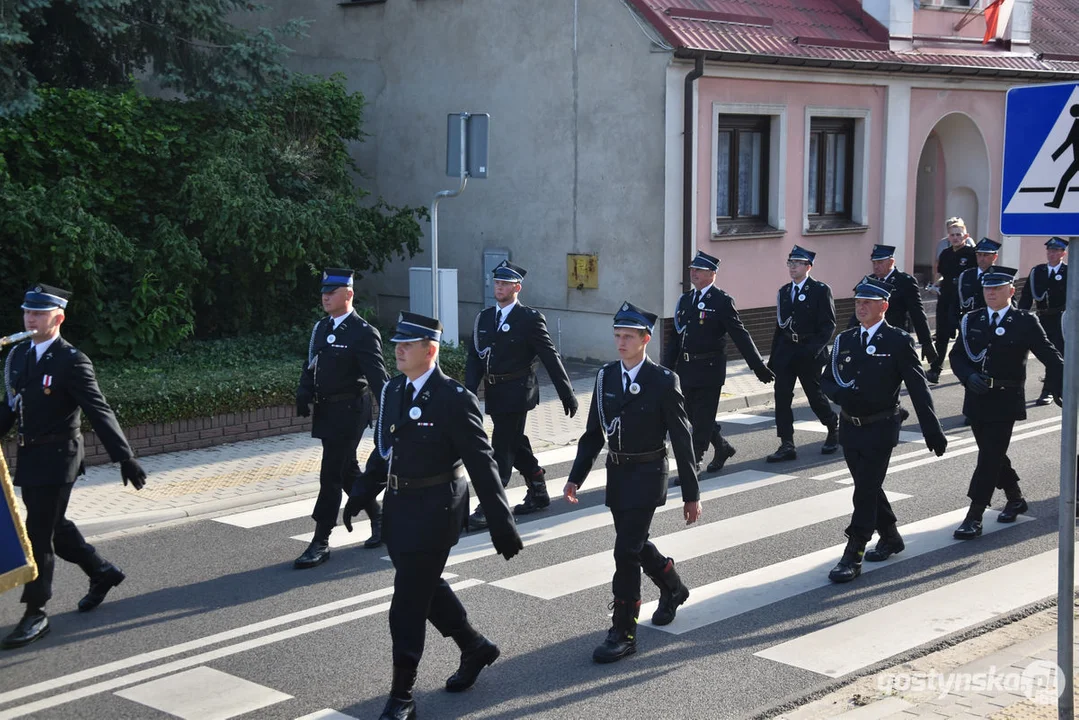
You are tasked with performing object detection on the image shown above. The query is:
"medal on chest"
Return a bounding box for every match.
[42,375,52,395]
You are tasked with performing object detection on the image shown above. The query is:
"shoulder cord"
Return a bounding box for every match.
[673,294,686,335]
[473,311,493,375]
[1028,267,1048,303]
[776,287,793,329]
[958,270,974,309]
[594,367,622,449]
[959,313,988,366]
[830,335,857,389]
[375,381,393,460]
[307,319,321,365]
[4,345,18,411]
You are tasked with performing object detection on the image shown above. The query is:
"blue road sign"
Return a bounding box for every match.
[1002,81,1079,236]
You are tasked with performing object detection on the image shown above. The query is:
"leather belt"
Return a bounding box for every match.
[17,431,80,448]
[388,465,465,491]
[982,376,1017,390]
[840,407,898,428]
[681,350,723,363]
[485,366,532,385]
[316,390,364,403]
[783,330,801,343]
[607,448,667,466]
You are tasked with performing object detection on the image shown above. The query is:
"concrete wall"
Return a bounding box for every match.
[250,0,669,361]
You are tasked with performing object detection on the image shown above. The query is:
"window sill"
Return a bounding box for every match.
[711,226,786,242]
[804,222,869,236]
[338,0,386,6]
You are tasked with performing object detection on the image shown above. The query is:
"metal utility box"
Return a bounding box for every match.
[409,267,459,346]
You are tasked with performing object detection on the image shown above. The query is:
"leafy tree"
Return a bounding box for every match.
[0,0,308,117]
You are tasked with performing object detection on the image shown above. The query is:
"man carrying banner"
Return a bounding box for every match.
[0,284,147,649]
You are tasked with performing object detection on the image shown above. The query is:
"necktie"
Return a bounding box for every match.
[402,382,415,420]
[495,309,502,331]
[861,330,869,351]
[791,284,798,303]
[990,312,999,329]
[691,290,699,308]
[26,346,37,374]
[623,372,631,396]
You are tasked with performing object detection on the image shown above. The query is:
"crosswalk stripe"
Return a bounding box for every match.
[641,507,1034,634]
[294,711,357,720]
[214,444,583,530]
[793,420,927,444]
[719,413,774,425]
[440,470,797,567]
[753,542,1070,678]
[490,488,910,600]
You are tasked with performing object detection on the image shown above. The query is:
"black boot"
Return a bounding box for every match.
[514,468,550,516]
[821,417,839,455]
[379,666,418,720]
[78,562,125,612]
[926,367,941,384]
[294,523,332,568]
[1,609,49,649]
[828,537,866,583]
[864,524,905,562]
[997,487,1028,523]
[467,505,489,532]
[593,600,639,664]
[649,558,690,626]
[446,630,500,692]
[364,499,384,549]
[706,425,737,474]
[954,505,985,539]
[766,440,797,463]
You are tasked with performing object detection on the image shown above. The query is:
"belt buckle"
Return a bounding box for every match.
[683,353,690,362]
[388,474,399,491]
[610,453,621,466]
[791,332,799,343]
[986,377,995,389]
[17,433,25,447]
[850,416,862,427]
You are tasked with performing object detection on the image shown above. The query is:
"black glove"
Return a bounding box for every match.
[754,366,775,384]
[966,373,991,395]
[120,458,146,490]
[924,432,948,457]
[491,530,523,560]
[296,389,312,417]
[562,395,579,418]
[342,491,366,533]
[921,345,939,366]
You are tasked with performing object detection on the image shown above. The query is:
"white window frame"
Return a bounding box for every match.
[917,0,984,9]
[803,106,870,232]
[711,102,787,236]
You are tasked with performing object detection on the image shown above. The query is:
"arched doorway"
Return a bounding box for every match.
[912,113,992,284]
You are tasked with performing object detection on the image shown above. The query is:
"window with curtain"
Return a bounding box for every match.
[808,118,854,220]
[716,115,769,231]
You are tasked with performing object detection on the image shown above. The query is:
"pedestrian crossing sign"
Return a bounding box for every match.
[1002,81,1079,235]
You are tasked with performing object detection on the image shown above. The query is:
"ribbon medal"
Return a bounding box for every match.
[42,375,52,395]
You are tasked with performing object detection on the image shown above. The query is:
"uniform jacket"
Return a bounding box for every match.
[568,359,698,509]
[770,275,837,365]
[956,267,990,318]
[845,270,933,348]
[937,245,977,310]
[950,308,1063,422]
[663,285,768,388]
[357,367,518,553]
[1,337,133,487]
[465,303,574,415]
[298,311,388,440]
[821,324,942,450]
[1018,264,1068,312]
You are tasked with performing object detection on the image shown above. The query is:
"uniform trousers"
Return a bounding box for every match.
[312,432,363,527]
[1040,311,1064,396]
[387,546,470,670]
[610,506,667,601]
[21,482,107,609]
[489,412,540,486]
[968,420,1022,507]
[842,445,897,542]
[931,298,958,371]
[772,350,836,441]
[683,384,724,464]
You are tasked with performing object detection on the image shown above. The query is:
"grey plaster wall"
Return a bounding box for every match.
[250,0,670,359]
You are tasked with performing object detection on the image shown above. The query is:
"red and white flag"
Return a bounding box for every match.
[983,0,1015,44]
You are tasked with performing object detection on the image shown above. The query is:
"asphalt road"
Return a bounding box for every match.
[0,372,1071,720]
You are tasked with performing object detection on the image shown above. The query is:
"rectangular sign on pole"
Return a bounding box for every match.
[446,113,490,179]
[1002,81,1079,235]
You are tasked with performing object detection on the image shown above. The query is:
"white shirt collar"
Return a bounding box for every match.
[1049,263,1062,274]
[331,311,350,330]
[32,335,58,360]
[692,284,714,299]
[406,365,437,396]
[882,268,896,282]
[988,305,1011,322]
[495,300,517,323]
[620,357,647,383]
[860,319,885,343]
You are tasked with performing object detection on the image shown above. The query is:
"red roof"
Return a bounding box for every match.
[627,0,1079,77]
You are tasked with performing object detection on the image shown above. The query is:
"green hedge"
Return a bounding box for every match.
[87,328,469,429]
